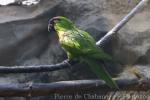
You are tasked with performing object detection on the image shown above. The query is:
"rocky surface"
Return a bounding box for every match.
[0,0,150,99]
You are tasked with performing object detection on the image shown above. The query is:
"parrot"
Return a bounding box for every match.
[48,16,119,89]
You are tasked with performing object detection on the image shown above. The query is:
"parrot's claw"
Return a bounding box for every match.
[63,59,72,69]
[63,59,78,69]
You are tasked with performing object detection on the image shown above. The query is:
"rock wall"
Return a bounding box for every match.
[0,0,150,99]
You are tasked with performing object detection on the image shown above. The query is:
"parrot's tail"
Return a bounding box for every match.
[83,58,119,89]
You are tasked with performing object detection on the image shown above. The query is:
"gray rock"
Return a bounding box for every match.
[0,1,150,99]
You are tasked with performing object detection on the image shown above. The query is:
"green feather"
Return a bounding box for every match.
[83,57,119,89]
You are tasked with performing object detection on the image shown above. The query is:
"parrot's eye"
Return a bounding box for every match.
[49,20,54,25]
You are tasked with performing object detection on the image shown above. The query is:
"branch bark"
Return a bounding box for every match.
[0,0,149,73]
[0,60,77,73]
[0,79,149,97]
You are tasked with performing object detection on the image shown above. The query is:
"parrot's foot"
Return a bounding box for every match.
[63,59,73,69]
[63,59,78,69]
[63,59,72,67]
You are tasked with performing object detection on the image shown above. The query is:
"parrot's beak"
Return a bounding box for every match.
[48,23,53,32]
[48,18,56,32]
[48,17,60,32]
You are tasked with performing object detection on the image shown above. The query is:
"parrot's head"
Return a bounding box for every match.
[48,16,75,32]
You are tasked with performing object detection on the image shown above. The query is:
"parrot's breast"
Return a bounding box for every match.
[57,31,66,42]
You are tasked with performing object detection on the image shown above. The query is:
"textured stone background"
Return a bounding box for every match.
[0,0,150,99]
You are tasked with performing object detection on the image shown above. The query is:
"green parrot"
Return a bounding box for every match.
[48,16,119,89]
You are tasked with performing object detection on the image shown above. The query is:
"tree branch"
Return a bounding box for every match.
[0,60,77,73]
[0,78,149,97]
[0,0,149,73]
[96,0,149,46]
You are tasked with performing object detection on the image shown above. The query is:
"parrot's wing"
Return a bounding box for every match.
[76,30,113,61]
[80,46,112,61]
[60,30,95,56]
[60,29,113,61]
[83,57,119,89]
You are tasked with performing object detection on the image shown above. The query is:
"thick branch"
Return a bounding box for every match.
[96,0,149,46]
[0,79,149,97]
[0,0,149,73]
